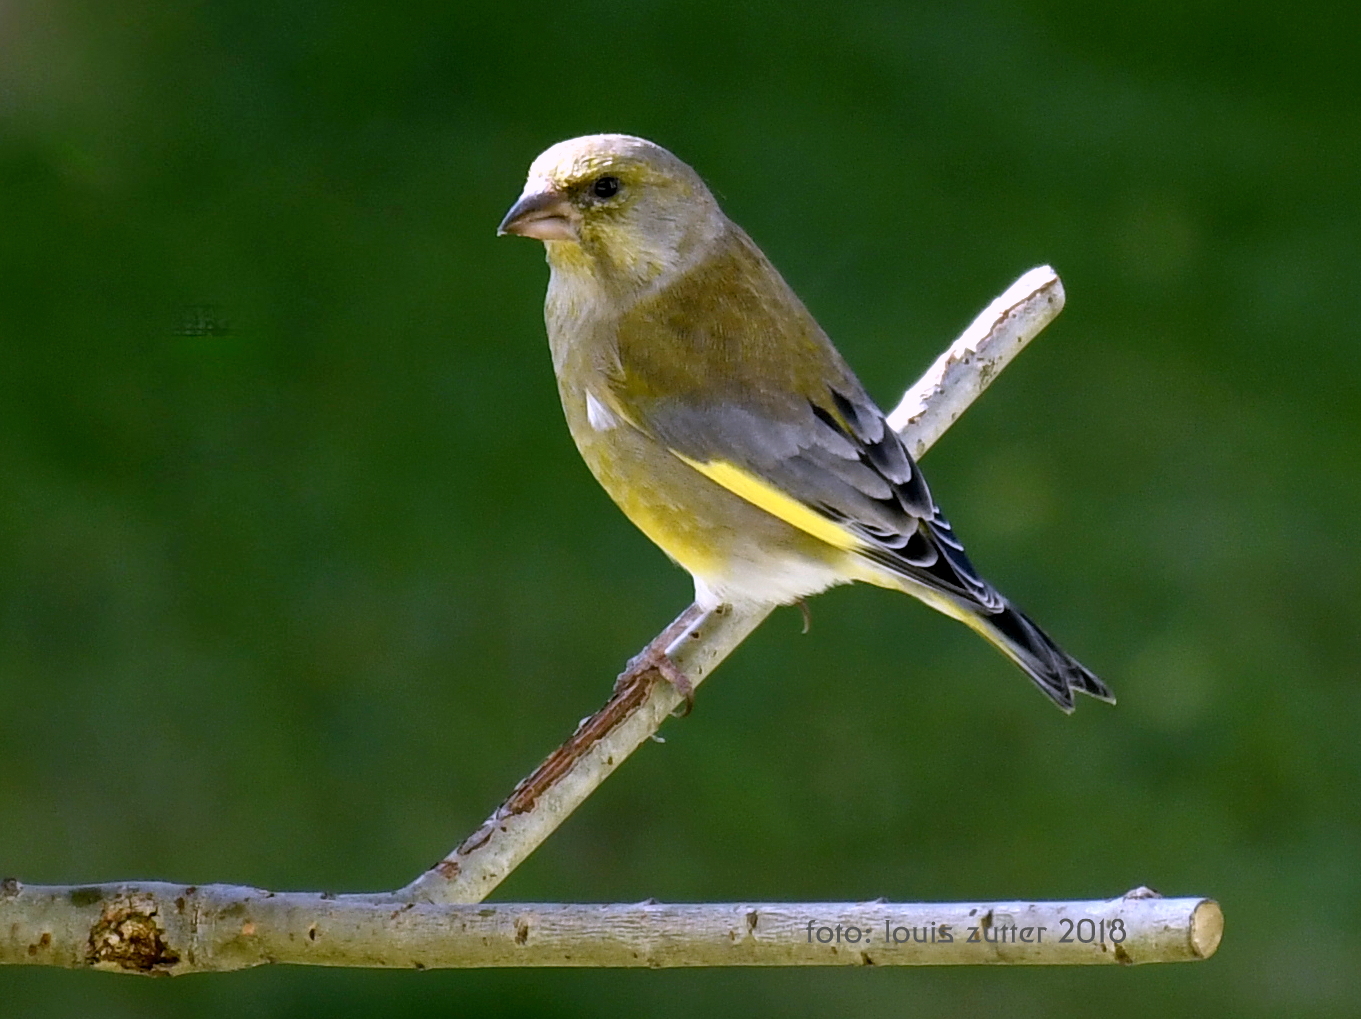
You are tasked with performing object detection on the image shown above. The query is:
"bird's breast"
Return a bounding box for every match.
[553,357,858,608]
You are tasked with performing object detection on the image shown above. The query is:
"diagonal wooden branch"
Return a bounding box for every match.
[389,266,1069,906]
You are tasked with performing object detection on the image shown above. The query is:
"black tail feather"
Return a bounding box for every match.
[977,600,1114,712]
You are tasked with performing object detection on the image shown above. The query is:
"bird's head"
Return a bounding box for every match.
[499,134,726,291]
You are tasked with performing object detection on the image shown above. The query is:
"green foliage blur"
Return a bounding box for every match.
[2,1,1357,1015]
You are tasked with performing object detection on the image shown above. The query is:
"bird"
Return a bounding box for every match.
[498,134,1112,712]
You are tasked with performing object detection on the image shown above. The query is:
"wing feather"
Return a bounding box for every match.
[639,389,1003,612]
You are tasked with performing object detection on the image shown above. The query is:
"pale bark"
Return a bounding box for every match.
[0,879,1220,972]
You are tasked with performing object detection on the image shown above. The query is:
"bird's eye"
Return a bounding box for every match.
[591,175,621,199]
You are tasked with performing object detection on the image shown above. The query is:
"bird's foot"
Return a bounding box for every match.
[795,598,812,634]
[615,642,694,716]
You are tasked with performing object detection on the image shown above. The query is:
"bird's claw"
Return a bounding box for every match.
[616,644,695,716]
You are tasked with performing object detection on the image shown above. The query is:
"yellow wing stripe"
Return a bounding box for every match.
[672,453,866,553]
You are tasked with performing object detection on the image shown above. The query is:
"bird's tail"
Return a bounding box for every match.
[955,598,1114,712]
[897,578,1112,712]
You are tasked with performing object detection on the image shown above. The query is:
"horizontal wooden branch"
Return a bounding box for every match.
[0,880,1220,973]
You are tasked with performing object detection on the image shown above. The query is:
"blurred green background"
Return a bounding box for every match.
[1,0,1357,1015]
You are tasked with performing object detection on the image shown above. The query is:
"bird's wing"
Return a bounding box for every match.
[634,384,1004,613]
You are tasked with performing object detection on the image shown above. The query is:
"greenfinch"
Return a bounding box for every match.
[499,134,1111,711]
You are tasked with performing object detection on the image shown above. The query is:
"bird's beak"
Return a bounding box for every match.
[498,187,578,242]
